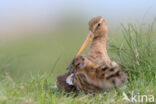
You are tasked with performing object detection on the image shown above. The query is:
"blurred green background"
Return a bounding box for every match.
[0,0,156,81]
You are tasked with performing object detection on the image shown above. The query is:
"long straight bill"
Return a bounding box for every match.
[67,31,93,70]
[75,31,94,57]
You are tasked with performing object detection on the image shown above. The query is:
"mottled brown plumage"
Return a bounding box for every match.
[57,72,77,92]
[71,55,127,93]
[57,16,127,94]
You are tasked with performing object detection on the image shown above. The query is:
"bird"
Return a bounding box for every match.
[57,16,127,94]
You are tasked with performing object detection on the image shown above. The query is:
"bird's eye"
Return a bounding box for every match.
[97,23,101,27]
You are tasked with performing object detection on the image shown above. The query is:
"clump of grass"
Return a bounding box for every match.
[110,23,155,80]
[109,22,156,102]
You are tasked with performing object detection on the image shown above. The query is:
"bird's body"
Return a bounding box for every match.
[57,16,127,94]
[70,55,127,94]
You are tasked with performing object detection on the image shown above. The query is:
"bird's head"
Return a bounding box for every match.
[88,16,107,38]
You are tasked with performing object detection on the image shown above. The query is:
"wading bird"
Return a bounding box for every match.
[57,16,127,94]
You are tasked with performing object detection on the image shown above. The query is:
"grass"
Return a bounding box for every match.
[0,22,156,104]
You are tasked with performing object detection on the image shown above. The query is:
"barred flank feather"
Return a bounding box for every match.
[72,73,102,94]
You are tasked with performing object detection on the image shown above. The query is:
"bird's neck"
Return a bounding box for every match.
[87,32,111,64]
